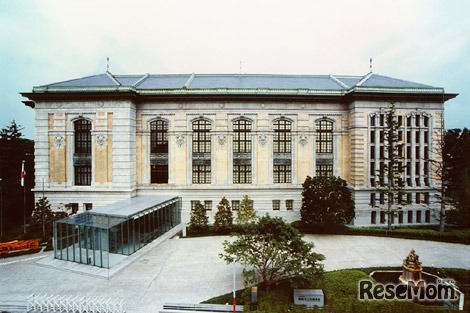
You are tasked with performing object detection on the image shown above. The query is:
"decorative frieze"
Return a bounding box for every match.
[96,134,107,148]
[258,133,267,147]
[299,134,308,147]
[217,134,226,146]
[176,134,186,147]
[53,135,65,149]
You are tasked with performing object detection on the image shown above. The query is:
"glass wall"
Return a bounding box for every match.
[53,197,181,268]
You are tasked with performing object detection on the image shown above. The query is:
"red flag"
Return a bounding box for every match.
[20,160,26,187]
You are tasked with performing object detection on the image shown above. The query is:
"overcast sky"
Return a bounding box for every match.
[1,0,469,139]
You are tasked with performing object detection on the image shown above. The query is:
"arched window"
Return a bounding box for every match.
[192,119,211,184]
[233,119,252,184]
[273,119,292,183]
[315,120,333,153]
[74,119,92,186]
[315,119,334,177]
[150,120,169,183]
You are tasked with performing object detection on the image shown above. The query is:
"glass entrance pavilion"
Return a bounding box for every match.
[53,196,181,268]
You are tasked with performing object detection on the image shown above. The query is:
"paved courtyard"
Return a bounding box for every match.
[0,234,469,312]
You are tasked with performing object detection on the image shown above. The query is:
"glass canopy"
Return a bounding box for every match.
[53,196,181,268]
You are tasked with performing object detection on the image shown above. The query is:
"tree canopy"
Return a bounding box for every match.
[236,195,256,225]
[214,197,233,233]
[301,175,355,228]
[189,200,209,232]
[220,215,324,292]
[444,128,470,227]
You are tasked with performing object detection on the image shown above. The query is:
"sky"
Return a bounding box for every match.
[1,0,469,139]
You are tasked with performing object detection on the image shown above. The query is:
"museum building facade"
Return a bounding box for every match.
[21,72,457,226]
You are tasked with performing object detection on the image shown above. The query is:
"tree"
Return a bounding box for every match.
[374,104,407,231]
[445,128,470,227]
[31,197,53,238]
[189,201,209,232]
[301,175,355,228]
[0,120,34,233]
[214,197,233,232]
[0,120,24,140]
[236,195,256,225]
[220,215,324,292]
[427,114,449,232]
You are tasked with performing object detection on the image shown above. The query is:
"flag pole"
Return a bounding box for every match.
[21,160,26,234]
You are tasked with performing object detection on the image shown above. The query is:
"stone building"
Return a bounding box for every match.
[21,72,456,226]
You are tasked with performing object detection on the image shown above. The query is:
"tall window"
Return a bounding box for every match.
[74,119,92,186]
[192,119,211,184]
[273,119,292,183]
[316,120,333,153]
[315,119,334,177]
[150,120,169,184]
[233,119,252,184]
[74,119,92,154]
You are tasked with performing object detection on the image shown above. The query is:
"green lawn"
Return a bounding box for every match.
[203,268,469,312]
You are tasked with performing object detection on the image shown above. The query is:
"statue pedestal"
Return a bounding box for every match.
[399,265,425,287]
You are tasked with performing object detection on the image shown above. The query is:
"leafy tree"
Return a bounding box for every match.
[236,195,256,225]
[373,104,407,231]
[0,120,24,140]
[445,128,470,227]
[214,197,233,232]
[301,175,355,228]
[427,115,449,232]
[30,198,68,239]
[189,200,209,232]
[220,215,324,292]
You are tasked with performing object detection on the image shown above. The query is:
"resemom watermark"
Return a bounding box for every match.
[358,278,459,302]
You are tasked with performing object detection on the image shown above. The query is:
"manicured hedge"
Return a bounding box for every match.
[291,221,470,245]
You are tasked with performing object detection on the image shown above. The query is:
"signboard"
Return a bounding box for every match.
[293,289,324,307]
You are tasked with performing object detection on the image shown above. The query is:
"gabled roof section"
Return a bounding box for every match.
[360,74,435,89]
[42,73,121,88]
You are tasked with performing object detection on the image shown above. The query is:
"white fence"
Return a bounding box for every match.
[26,294,125,313]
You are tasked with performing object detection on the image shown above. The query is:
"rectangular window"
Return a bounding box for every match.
[316,163,333,177]
[380,211,385,224]
[69,203,79,215]
[272,200,280,211]
[74,165,92,186]
[398,211,404,224]
[191,201,198,210]
[407,193,412,204]
[416,210,422,223]
[273,164,292,183]
[379,192,385,205]
[371,211,377,224]
[150,120,169,154]
[151,165,169,184]
[231,200,240,211]
[407,211,413,223]
[416,192,421,204]
[204,200,212,211]
[192,165,211,184]
[286,200,294,211]
[424,192,430,204]
[233,165,252,184]
[84,203,93,211]
[370,193,376,207]
[425,210,431,223]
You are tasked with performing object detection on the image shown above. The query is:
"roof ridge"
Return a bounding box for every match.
[134,73,150,87]
[105,72,121,86]
[183,73,195,89]
[356,72,374,87]
[329,74,349,89]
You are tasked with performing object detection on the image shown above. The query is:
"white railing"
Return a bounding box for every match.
[27,294,125,313]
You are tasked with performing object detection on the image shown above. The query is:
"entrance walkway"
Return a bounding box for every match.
[0,235,468,312]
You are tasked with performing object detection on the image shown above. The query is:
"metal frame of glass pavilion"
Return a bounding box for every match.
[53,196,181,268]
